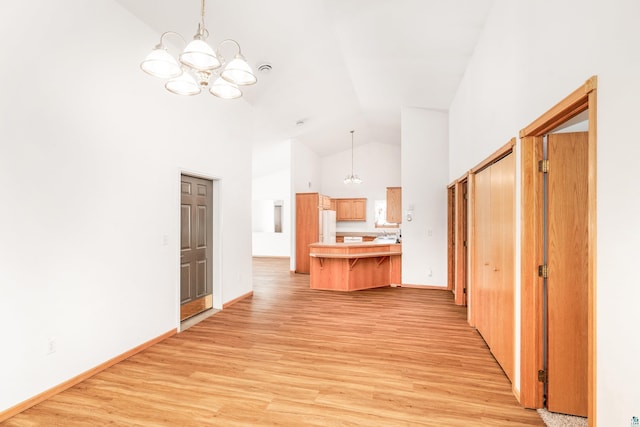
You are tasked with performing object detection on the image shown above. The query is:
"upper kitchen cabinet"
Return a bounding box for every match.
[320,195,332,210]
[335,198,367,221]
[386,187,402,224]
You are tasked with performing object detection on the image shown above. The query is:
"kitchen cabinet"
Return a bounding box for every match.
[320,195,332,210]
[309,242,402,291]
[386,187,402,224]
[296,192,332,274]
[334,198,366,221]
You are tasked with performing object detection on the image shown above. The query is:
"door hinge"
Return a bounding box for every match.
[463,287,467,294]
[463,240,467,248]
[538,264,549,279]
[538,159,550,173]
[538,369,548,384]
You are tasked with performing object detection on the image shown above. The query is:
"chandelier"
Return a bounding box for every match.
[140,0,257,99]
[344,130,362,184]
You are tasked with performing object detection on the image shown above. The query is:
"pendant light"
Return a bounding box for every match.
[140,0,257,99]
[344,130,362,184]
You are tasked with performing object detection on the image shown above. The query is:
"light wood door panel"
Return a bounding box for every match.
[490,153,515,381]
[457,180,468,306]
[473,167,492,347]
[546,132,588,416]
[386,187,402,224]
[295,193,320,274]
[472,153,515,382]
[447,185,455,292]
[180,175,213,321]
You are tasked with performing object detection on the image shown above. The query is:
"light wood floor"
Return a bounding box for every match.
[5,258,544,426]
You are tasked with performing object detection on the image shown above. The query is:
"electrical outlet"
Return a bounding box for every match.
[47,337,57,355]
[427,268,433,277]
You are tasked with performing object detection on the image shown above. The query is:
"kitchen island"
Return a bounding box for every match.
[308,242,401,291]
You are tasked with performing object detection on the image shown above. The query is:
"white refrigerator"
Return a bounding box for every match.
[320,210,337,243]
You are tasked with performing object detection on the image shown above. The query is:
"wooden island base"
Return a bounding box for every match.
[309,242,401,291]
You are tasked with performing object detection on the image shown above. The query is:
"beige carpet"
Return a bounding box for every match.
[537,409,587,427]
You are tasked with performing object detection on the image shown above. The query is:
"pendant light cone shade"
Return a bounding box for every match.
[210,77,242,99]
[140,48,182,79]
[179,39,221,71]
[165,72,201,96]
[221,53,257,85]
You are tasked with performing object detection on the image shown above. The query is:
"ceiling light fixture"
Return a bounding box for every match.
[140,0,257,99]
[344,130,362,184]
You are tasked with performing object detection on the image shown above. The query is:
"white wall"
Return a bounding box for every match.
[320,142,401,231]
[252,140,291,257]
[0,0,253,413]
[401,108,449,287]
[449,0,640,424]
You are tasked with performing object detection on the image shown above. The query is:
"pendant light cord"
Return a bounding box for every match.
[351,130,355,175]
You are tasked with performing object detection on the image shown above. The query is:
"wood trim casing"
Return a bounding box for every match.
[519,135,545,409]
[587,85,597,425]
[470,138,516,174]
[519,76,597,423]
[519,76,596,139]
[222,291,254,309]
[0,329,176,423]
[454,176,469,306]
[447,184,456,292]
[467,172,476,327]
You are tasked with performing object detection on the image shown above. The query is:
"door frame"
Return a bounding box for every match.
[519,76,597,422]
[447,182,456,292]
[178,170,223,329]
[454,174,468,306]
[448,173,470,306]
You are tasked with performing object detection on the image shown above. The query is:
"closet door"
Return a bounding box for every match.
[473,166,492,346]
[471,153,515,382]
[490,153,515,381]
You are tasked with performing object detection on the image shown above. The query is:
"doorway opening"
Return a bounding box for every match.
[179,173,221,329]
[519,76,597,421]
[447,174,469,306]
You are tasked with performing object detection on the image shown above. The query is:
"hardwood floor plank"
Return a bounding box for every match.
[4,258,543,426]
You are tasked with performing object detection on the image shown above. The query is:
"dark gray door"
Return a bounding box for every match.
[180,175,213,321]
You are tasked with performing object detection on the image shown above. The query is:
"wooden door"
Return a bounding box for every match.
[471,153,515,382]
[295,193,319,274]
[473,166,492,343]
[386,187,402,224]
[546,132,588,416]
[489,153,515,382]
[455,180,468,306]
[180,175,213,321]
[447,185,456,292]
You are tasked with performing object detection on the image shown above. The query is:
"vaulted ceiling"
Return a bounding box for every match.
[117,0,494,156]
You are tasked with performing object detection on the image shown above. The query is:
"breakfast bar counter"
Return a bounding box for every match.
[308,242,401,291]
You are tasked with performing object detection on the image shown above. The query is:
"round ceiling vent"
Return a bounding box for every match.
[257,63,273,73]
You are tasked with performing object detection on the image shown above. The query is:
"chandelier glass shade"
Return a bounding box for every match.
[140,0,257,99]
[344,130,363,184]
